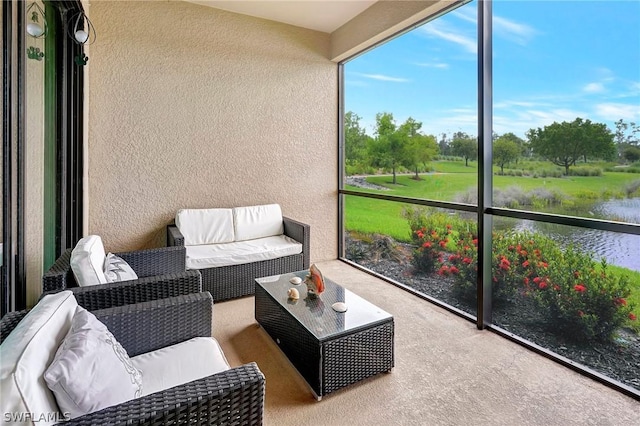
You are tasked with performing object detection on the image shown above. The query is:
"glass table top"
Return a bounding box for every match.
[255,270,393,341]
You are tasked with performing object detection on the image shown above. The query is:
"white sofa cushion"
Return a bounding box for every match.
[44,306,143,419]
[0,291,78,426]
[103,253,139,283]
[233,204,284,242]
[131,337,229,397]
[176,208,235,246]
[185,235,302,269]
[70,235,108,286]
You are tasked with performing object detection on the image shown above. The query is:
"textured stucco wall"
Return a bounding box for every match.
[88,1,337,262]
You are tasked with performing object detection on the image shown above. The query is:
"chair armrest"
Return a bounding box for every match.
[92,292,213,357]
[42,249,74,292]
[64,363,265,426]
[117,246,186,278]
[63,270,202,311]
[283,216,310,269]
[167,225,185,247]
[0,310,28,344]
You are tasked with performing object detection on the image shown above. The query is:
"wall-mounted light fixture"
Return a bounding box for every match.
[26,2,47,38]
[67,10,96,45]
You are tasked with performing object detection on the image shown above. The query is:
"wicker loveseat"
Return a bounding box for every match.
[43,245,202,310]
[167,204,310,301]
[0,292,265,425]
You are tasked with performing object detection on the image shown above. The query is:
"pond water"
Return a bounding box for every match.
[508,197,640,272]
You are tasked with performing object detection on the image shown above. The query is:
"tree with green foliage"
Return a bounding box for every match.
[344,111,369,163]
[614,119,640,161]
[438,133,451,156]
[367,112,408,184]
[527,118,615,175]
[623,146,640,163]
[451,132,477,167]
[399,117,438,179]
[497,132,528,162]
[493,137,520,174]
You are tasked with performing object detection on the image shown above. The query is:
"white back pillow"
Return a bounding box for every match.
[176,208,235,246]
[233,204,284,242]
[70,235,108,286]
[0,291,78,426]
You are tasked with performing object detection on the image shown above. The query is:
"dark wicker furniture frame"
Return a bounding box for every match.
[0,292,265,425]
[42,246,202,311]
[255,272,394,400]
[167,217,310,301]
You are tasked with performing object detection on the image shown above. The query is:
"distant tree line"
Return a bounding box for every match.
[345,111,639,177]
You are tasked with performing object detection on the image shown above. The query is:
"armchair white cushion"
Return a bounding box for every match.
[131,337,229,397]
[176,208,235,246]
[0,291,77,426]
[70,235,108,286]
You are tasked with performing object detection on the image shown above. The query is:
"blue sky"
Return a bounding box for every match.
[345,0,640,140]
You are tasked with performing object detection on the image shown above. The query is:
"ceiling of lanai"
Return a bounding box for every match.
[184,0,378,33]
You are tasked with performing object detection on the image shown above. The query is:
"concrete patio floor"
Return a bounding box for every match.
[213,260,639,425]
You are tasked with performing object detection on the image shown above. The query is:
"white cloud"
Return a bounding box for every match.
[415,62,449,69]
[453,9,538,46]
[452,8,476,24]
[525,108,583,122]
[594,103,640,121]
[494,100,547,109]
[354,73,410,83]
[420,23,476,54]
[493,16,538,45]
[583,82,606,93]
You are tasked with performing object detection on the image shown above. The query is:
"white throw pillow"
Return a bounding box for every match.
[70,235,108,286]
[175,208,235,246]
[44,306,143,419]
[103,253,138,283]
[233,204,284,242]
[0,291,78,426]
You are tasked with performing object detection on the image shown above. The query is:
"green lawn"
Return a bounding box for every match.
[346,170,640,239]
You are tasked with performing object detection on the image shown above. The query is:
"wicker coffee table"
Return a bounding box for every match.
[255,270,394,400]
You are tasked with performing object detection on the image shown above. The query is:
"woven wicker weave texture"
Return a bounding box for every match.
[0,292,265,425]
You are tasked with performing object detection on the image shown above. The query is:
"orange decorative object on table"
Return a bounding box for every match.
[305,264,325,298]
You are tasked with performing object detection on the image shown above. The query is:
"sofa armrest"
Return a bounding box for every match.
[92,292,213,357]
[64,363,265,426]
[117,246,186,278]
[283,216,310,269]
[167,225,185,247]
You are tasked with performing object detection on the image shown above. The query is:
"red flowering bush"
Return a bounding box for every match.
[449,231,556,305]
[406,207,476,274]
[405,207,636,342]
[411,226,446,273]
[529,247,634,342]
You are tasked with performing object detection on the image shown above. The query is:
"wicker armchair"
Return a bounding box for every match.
[167,217,310,301]
[43,246,202,311]
[0,292,265,425]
